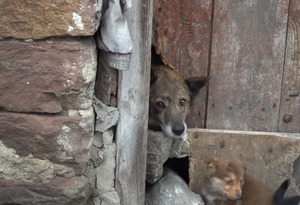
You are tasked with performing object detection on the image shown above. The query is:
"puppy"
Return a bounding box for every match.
[149,65,208,138]
[272,179,300,205]
[200,157,273,205]
[200,157,245,205]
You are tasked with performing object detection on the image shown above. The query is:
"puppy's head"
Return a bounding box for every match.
[149,65,208,138]
[206,157,246,200]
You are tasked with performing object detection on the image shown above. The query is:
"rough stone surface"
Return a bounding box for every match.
[147,130,190,184]
[0,176,91,205]
[189,129,300,196]
[85,98,120,205]
[146,168,204,205]
[93,97,119,132]
[0,141,75,183]
[0,37,97,113]
[0,108,94,174]
[86,134,120,205]
[0,0,102,40]
[0,108,94,204]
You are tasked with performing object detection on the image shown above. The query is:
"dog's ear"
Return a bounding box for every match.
[185,76,210,100]
[150,69,158,85]
[206,158,218,174]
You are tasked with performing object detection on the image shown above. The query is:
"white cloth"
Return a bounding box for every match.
[96,0,133,70]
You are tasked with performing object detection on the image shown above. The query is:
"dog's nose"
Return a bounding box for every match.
[172,123,185,136]
[235,192,241,198]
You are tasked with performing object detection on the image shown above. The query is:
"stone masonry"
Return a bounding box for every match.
[0,1,105,204]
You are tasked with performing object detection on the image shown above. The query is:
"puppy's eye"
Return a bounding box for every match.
[240,179,244,184]
[179,99,186,106]
[156,101,166,109]
[226,179,233,185]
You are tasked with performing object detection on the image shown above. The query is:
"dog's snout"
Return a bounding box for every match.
[172,123,185,136]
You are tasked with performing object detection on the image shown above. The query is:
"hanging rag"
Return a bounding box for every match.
[96,0,133,70]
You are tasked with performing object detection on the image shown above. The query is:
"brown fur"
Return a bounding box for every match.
[201,157,274,205]
[149,65,208,138]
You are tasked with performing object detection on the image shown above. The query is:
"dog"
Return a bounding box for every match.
[200,157,274,205]
[149,64,208,138]
[272,179,300,205]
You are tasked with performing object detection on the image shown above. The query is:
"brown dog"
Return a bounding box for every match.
[149,65,208,138]
[200,157,274,205]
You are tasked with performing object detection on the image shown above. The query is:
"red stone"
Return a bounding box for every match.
[0,38,97,113]
[0,111,94,173]
[0,0,101,40]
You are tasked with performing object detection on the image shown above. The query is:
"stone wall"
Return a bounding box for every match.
[0,1,117,204]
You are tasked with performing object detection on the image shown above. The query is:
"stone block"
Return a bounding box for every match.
[0,38,97,113]
[0,0,101,40]
[93,97,119,132]
[95,144,116,193]
[146,168,204,205]
[0,176,91,205]
[0,108,94,203]
[189,129,300,196]
[0,108,94,174]
[146,130,190,184]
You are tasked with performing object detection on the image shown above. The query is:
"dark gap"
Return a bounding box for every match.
[204,0,215,128]
[151,45,164,66]
[165,157,190,184]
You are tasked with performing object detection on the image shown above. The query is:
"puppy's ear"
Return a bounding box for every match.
[206,158,218,174]
[185,76,210,100]
[243,164,247,171]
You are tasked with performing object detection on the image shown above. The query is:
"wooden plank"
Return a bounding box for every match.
[94,54,118,107]
[188,129,300,196]
[115,0,153,204]
[153,0,212,128]
[206,0,289,131]
[278,0,300,133]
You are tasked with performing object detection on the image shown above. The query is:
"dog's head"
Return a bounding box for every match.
[149,65,208,138]
[205,157,245,200]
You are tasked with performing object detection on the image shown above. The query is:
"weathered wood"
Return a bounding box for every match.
[95,53,118,107]
[206,0,289,131]
[115,0,153,204]
[153,0,212,128]
[278,0,300,133]
[188,129,300,196]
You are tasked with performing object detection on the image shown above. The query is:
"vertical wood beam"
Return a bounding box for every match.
[115,0,153,204]
[278,0,300,132]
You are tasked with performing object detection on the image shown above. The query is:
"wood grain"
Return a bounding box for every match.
[153,0,212,128]
[206,0,289,131]
[189,129,300,196]
[115,0,153,204]
[278,0,300,133]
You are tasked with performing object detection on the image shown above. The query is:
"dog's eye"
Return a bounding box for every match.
[179,99,186,106]
[226,179,233,185]
[240,179,244,184]
[156,101,166,109]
